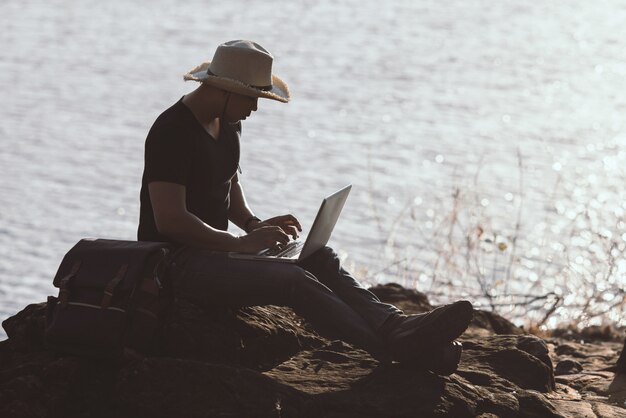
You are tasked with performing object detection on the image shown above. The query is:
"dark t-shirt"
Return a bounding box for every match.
[137,98,241,243]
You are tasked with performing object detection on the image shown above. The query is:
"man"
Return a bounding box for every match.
[138,40,473,374]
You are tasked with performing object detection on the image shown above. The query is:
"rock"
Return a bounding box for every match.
[458,335,555,393]
[369,283,432,312]
[113,358,313,418]
[471,310,525,336]
[371,283,524,336]
[555,359,583,376]
[155,299,324,369]
[555,343,583,357]
[614,337,626,373]
[552,325,623,343]
[2,302,47,352]
[1,284,626,417]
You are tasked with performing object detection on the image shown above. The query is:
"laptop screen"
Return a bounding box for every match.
[298,184,352,260]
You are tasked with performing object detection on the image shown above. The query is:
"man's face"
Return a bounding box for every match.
[223,93,258,123]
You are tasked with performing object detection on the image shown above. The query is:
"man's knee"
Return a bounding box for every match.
[319,246,338,258]
[306,246,339,267]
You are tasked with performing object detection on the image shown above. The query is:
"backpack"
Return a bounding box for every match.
[45,238,174,361]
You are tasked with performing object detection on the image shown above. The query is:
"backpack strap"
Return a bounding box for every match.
[101,264,129,309]
[58,260,82,307]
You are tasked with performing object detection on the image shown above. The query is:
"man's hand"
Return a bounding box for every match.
[252,214,302,240]
[237,226,291,253]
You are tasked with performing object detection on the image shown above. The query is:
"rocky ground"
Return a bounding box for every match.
[1,283,625,417]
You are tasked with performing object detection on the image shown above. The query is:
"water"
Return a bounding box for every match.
[2,0,626,340]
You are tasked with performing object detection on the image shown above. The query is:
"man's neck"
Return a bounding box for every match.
[182,86,223,139]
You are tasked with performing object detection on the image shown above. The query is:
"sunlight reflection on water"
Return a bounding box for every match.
[2,0,626,338]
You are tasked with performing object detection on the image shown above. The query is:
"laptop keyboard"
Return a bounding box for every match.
[266,240,304,257]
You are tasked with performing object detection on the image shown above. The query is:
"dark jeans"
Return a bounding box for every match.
[170,246,402,360]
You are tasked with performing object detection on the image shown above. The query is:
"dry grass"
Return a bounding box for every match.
[360,149,626,332]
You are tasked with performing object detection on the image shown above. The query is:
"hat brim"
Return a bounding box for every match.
[184,61,290,103]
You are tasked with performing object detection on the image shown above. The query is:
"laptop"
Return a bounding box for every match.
[229,184,352,263]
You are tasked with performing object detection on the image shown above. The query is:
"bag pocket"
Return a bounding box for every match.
[45,296,127,360]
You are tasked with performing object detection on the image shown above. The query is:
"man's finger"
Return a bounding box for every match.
[264,214,302,232]
[269,229,290,244]
[282,215,302,231]
[282,225,299,239]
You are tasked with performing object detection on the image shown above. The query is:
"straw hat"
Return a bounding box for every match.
[184,40,290,103]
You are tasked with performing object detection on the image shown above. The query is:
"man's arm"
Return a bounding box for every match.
[228,174,262,232]
[228,175,302,239]
[149,181,290,252]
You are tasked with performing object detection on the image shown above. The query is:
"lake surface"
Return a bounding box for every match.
[2,0,626,339]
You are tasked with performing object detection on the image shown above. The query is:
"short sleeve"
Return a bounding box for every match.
[143,122,191,185]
